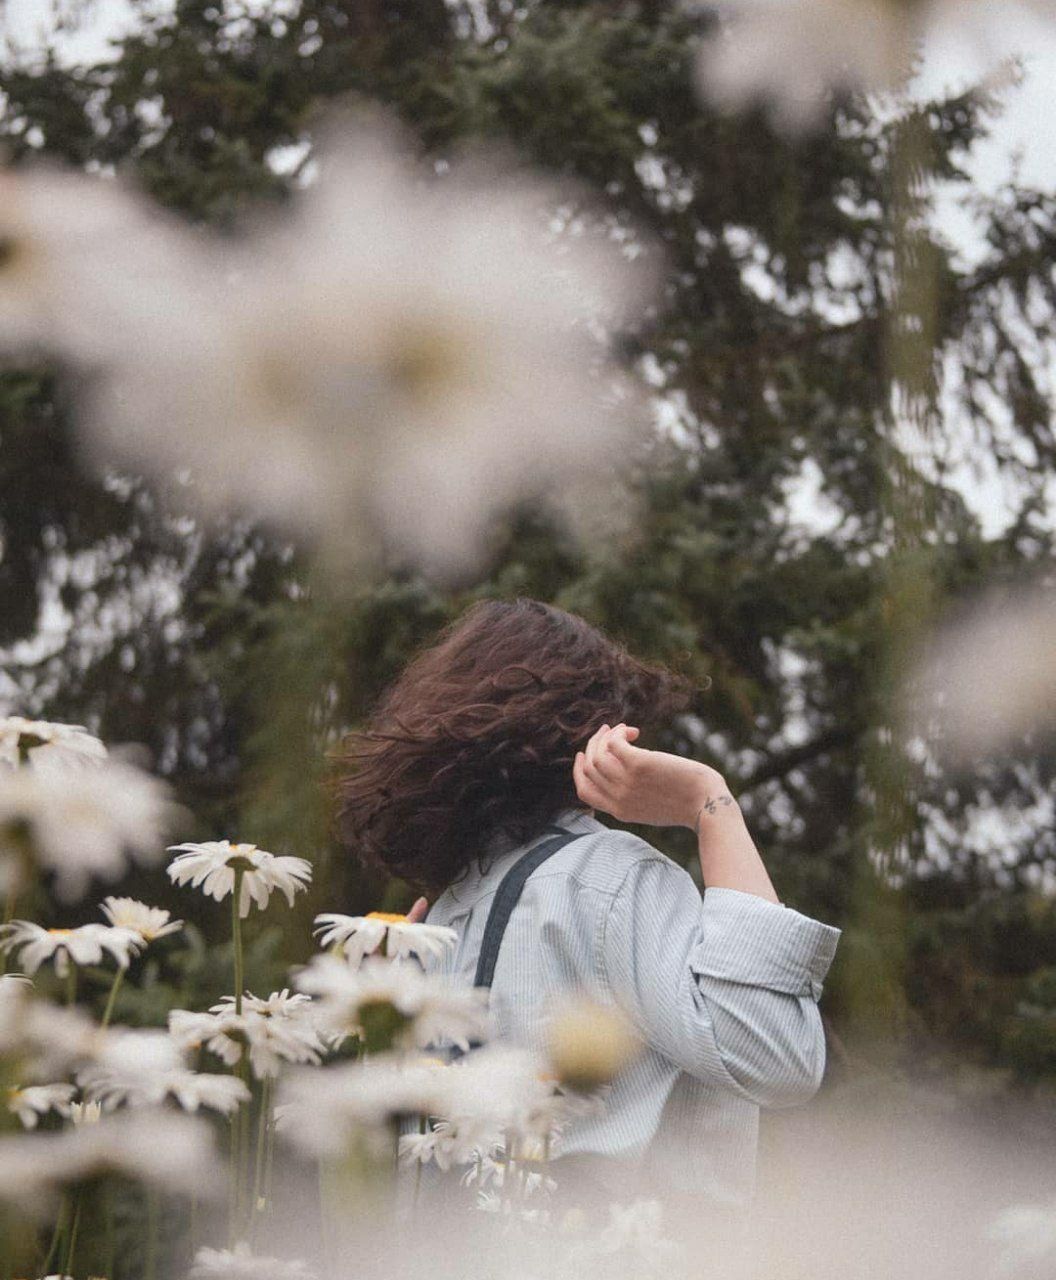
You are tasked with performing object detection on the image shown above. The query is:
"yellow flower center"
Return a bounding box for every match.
[47,929,74,938]
[365,911,408,924]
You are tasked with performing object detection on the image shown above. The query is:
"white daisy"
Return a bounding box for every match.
[0,717,107,771]
[461,1149,557,1198]
[0,921,144,978]
[313,911,457,967]
[210,989,315,1020]
[0,753,178,901]
[69,1100,103,1126]
[82,1064,249,1116]
[167,841,312,917]
[399,1118,477,1173]
[169,994,326,1080]
[294,954,490,1054]
[99,896,183,942]
[189,1241,316,1280]
[7,1082,76,1129]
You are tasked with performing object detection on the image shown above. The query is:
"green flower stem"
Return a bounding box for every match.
[65,965,77,1008]
[62,1189,81,1279]
[231,867,245,1015]
[38,1195,67,1276]
[100,966,125,1029]
[413,1115,426,1209]
[250,1075,272,1231]
[104,1182,116,1280]
[144,1187,159,1280]
[227,1112,239,1247]
[262,1080,278,1211]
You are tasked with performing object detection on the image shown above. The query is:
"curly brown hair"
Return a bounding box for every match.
[334,598,692,895]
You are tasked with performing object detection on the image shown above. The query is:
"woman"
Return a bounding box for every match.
[337,598,840,1205]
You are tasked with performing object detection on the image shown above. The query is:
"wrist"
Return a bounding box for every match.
[688,772,740,833]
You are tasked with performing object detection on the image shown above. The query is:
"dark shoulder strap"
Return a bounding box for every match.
[473,826,585,989]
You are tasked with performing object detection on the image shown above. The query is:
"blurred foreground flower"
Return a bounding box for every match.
[167,840,312,916]
[294,953,490,1053]
[0,717,106,770]
[987,1201,1056,1278]
[190,1241,316,1280]
[0,753,177,901]
[907,584,1056,761]
[0,1109,219,1215]
[7,1082,76,1129]
[0,122,657,577]
[544,996,641,1092]
[278,1055,455,1159]
[696,0,1026,129]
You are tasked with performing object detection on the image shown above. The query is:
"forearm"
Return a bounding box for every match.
[692,785,780,904]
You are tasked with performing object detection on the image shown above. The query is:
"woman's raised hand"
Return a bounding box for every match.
[573,723,733,830]
[406,896,429,923]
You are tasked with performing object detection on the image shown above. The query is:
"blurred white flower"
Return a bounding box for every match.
[167,840,312,917]
[99,896,183,942]
[696,0,1026,129]
[907,585,1056,761]
[277,1055,453,1159]
[0,164,201,362]
[90,1025,185,1076]
[438,1043,581,1150]
[0,717,107,770]
[6,1082,76,1129]
[0,992,102,1079]
[169,991,326,1079]
[0,753,177,901]
[987,1201,1056,1277]
[0,921,144,977]
[2,123,655,578]
[586,1199,681,1266]
[82,1063,250,1116]
[544,995,641,1092]
[0,1109,219,1212]
[189,1242,316,1280]
[313,911,457,967]
[294,954,490,1052]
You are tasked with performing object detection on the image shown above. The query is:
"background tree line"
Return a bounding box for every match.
[2,0,1056,1099]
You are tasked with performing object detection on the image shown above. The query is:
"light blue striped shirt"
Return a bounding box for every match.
[426,806,841,1202]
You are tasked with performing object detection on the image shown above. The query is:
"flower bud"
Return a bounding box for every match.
[545,996,641,1092]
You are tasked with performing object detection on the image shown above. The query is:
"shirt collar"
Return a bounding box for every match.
[444,806,600,905]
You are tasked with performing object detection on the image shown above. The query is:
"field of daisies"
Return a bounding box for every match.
[0,715,653,1280]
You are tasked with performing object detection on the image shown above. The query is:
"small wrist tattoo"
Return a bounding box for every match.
[693,794,736,833]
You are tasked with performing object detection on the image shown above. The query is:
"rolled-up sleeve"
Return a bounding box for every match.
[599,853,841,1109]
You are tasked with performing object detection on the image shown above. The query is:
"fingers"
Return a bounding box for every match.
[406,896,429,924]
[573,749,608,810]
[607,723,643,765]
[585,724,624,783]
